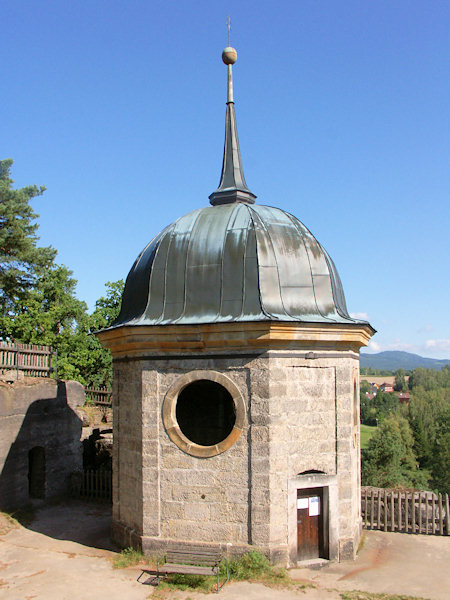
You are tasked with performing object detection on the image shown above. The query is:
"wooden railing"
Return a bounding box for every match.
[362,487,449,536]
[71,470,112,502]
[85,387,112,406]
[0,342,55,378]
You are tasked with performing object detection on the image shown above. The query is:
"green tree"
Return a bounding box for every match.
[360,380,371,394]
[431,424,450,493]
[0,160,88,380]
[0,159,56,322]
[1,262,89,380]
[408,365,450,391]
[2,264,86,345]
[394,368,407,392]
[407,381,450,493]
[360,367,395,377]
[429,397,450,493]
[374,390,397,421]
[89,280,124,332]
[0,161,126,388]
[359,380,373,424]
[360,394,376,425]
[360,387,398,426]
[66,280,124,387]
[361,415,429,489]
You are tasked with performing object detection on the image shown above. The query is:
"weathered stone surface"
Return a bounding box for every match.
[110,347,363,566]
[339,538,355,560]
[0,379,83,510]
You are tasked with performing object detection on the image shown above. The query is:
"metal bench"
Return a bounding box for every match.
[155,547,229,592]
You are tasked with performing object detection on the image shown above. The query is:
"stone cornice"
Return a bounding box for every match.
[96,321,374,359]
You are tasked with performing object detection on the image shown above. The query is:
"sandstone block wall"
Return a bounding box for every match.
[112,360,143,537]
[112,349,361,564]
[259,353,361,561]
[0,380,84,510]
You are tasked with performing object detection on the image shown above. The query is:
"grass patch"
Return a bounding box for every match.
[0,504,36,535]
[360,424,377,449]
[115,548,311,594]
[113,547,146,569]
[113,547,164,570]
[157,550,296,594]
[0,512,19,535]
[159,573,217,593]
[226,550,288,585]
[340,591,429,600]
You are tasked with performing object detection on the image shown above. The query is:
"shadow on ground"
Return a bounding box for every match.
[17,498,118,551]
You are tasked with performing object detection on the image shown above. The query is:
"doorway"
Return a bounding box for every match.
[28,446,46,499]
[297,487,326,561]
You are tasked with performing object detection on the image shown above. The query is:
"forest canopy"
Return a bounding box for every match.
[361,365,450,494]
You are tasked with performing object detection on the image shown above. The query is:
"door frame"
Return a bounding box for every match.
[288,473,339,565]
[297,486,326,561]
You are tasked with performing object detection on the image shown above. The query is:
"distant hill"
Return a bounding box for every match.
[360,350,450,372]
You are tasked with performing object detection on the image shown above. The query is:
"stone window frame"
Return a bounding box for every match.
[162,370,246,458]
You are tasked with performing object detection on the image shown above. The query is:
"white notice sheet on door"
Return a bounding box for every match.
[297,498,308,509]
[309,496,320,516]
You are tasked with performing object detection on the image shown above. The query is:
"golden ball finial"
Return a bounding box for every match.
[222,46,237,65]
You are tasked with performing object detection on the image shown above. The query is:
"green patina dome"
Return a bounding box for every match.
[111,46,367,331]
[113,202,360,328]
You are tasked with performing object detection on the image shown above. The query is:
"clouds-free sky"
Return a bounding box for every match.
[2,1,449,358]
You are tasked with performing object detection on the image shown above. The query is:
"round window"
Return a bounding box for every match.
[162,371,245,458]
[176,380,236,446]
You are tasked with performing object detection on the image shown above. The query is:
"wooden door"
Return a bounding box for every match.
[297,488,324,561]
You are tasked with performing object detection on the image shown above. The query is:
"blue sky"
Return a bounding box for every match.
[2,1,449,358]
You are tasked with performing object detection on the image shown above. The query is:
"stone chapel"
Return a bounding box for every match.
[97,45,374,566]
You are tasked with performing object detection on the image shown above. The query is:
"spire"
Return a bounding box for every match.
[209,39,256,206]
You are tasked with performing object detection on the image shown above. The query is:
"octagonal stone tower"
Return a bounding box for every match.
[97,46,374,566]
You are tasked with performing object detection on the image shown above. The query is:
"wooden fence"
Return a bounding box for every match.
[71,470,112,502]
[85,387,112,407]
[0,342,55,378]
[362,487,449,536]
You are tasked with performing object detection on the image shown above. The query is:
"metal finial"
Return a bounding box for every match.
[222,24,237,104]
[209,35,256,206]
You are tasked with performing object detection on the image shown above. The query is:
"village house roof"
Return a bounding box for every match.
[380,383,394,391]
